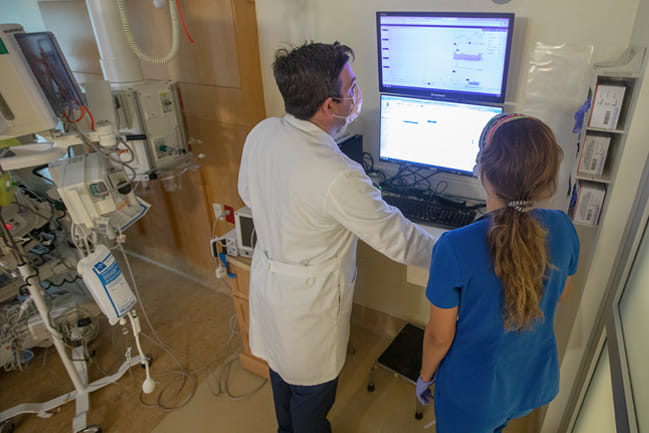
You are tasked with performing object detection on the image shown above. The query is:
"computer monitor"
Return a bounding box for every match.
[377,11,515,103]
[379,94,502,175]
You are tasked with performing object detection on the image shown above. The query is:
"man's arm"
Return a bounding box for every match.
[420,303,457,381]
[325,167,436,269]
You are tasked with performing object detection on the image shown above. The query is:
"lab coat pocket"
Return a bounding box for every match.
[261,257,343,383]
[268,270,339,317]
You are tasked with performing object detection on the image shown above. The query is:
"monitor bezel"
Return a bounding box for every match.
[376,11,515,104]
[378,93,503,177]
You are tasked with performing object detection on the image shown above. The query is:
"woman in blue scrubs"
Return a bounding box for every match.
[416,114,580,433]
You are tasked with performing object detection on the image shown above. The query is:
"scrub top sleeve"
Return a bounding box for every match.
[565,214,580,276]
[325,167,436,269]
[426,233,461,309]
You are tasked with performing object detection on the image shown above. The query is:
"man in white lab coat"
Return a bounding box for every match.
[238,42,436,433]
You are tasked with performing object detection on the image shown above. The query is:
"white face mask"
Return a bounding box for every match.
[333,83,362,127]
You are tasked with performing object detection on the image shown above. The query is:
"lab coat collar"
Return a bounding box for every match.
[284,114,334,144]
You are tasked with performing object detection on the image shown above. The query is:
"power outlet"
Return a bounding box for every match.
[212,203,224,220]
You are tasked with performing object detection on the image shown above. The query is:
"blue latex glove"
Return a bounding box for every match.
[416,373,436,406]
[573,96,592,133]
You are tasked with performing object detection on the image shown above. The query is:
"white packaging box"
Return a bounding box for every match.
[573,181,606,225]
[578,135,611,176]
[589,84,626,130]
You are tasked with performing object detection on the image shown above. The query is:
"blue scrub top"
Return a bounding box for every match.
[426,209,579,423]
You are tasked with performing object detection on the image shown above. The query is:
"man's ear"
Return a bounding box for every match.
[319,96,336,117]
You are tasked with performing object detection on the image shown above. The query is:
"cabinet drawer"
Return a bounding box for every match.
[232,295,251,352]
[229,258,251,299]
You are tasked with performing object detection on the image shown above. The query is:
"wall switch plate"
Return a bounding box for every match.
[212,203,224,220]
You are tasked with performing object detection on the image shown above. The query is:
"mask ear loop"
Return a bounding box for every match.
[332,85,360,119]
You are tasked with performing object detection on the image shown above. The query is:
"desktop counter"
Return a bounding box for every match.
[352,224,447,327]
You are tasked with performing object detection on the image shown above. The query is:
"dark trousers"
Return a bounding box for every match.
[269,369,338,433]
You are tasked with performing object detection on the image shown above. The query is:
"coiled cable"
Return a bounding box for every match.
[116,0,180,64]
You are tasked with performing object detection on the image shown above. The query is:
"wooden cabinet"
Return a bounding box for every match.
[228,256,269,379]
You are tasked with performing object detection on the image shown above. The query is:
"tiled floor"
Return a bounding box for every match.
[0,255,537,433]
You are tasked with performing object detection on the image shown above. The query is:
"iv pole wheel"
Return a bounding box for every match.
[79,425,102,433]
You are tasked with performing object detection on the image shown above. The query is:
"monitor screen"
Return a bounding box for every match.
[14,32,85,116]
[377,11,515,103]
[379,94,502,175]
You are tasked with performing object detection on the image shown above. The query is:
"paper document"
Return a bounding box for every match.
[109,199,151,231]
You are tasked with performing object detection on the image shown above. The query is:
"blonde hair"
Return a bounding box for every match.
[477,115,563,331]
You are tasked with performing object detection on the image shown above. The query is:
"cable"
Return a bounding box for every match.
[42,275,81,289]
[116,0,180,64]
[203,352,268,401]
[115,135,136,165]
[82,106,95,131]
[382,164,444,191]
[226,314,239,348]
[176,0,194,43]
[360,152,387,184]
[117,244,186,364]
[138,366,197,412]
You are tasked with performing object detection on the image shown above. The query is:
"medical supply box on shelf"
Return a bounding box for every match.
[572,181,606,226]
[578,135,610,176]
[588,84,626,130]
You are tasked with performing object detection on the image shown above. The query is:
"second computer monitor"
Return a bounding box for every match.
[379,94,502,176]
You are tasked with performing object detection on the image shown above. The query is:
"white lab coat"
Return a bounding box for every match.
[238,115,436,385]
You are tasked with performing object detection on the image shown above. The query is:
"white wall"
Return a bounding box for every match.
[256,0,637,133]
[0,0,46,32]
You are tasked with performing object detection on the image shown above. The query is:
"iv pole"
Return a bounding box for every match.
[0,1,174,430]
[0,213,144,433]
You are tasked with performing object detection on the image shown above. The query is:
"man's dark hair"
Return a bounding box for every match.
[273,42,355,120]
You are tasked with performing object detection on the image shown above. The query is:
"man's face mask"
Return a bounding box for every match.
[333,83,362,127]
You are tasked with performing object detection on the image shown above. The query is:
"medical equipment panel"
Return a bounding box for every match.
[235,206,256,258]
[0,25,58,139]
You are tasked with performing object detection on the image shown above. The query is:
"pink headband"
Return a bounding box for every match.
[479,113,529,148]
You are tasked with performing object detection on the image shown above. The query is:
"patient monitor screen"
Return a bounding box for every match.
[379,94,502,175]
[14,32,85,116]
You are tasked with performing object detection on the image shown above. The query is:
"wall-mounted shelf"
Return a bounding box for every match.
[570,48,646,229]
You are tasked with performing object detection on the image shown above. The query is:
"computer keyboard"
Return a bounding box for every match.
[382,192,478,229]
